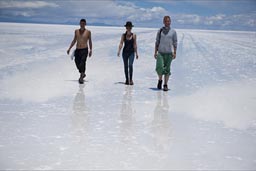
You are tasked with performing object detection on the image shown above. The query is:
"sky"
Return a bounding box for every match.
[0,0,255,31]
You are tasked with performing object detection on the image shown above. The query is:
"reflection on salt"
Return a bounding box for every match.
[120,86,136,142]
[152,92,172,153]
[0,59,75,103]
[1,23,255,170]
[71,84,90,142]
[171,80,256,130]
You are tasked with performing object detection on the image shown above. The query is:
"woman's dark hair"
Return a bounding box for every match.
[80,19,86,23]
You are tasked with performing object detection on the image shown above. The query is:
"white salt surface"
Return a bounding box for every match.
[0,22,256,170]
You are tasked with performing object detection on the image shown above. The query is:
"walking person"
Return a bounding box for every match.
[117,21,139,85]
[67,18,92,84]
[154,16,177,91]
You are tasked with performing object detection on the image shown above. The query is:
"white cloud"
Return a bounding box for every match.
[175,12,255,30]
[222,20,233,27]
[176,14,228,26]
[151,6,165,13]
[229,12,256,27]
[0,0,255,30]
[177,19,184,24]
[126,6,167,22]
[176,14,202,25]
[205,14,226,25]
[57,1,168,26]
[0,1,58,9]
[246,19,255,27]
[13,11,35,17]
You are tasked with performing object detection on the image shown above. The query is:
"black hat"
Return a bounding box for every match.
[124,21,134,27]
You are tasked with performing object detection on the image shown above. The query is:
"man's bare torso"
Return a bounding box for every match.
[76,29,90,49]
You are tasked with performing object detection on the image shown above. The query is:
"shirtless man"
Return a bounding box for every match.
[67,19,92,84]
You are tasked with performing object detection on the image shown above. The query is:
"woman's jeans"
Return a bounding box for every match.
[122,53,135,81]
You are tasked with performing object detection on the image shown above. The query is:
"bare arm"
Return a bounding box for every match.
[117,34,124,57]
[154,44,159,59]
[88,31,92,57]
[172,31,177,59]
[133,34,139,59]
[154,29,160,59]
[172,46,177,59]
[67,31,77,55]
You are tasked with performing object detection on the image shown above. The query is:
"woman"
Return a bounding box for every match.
[117,21,139,85]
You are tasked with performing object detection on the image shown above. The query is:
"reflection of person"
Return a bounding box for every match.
[117,21,139,85]
[120,86,135,140]
[154,16,177,91]
[67,19,92,84]
[152,91,172,152]
[72,84,90,139]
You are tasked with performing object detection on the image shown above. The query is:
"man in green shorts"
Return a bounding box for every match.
[154,16,177,91]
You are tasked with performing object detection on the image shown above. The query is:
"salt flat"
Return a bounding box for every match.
[0,22,256,170]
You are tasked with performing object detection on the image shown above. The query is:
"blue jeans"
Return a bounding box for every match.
[122,53,135,81]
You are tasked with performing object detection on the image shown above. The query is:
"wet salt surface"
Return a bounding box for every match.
[0,23,256,170]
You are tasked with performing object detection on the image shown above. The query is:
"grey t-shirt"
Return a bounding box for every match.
[156,28,177,54]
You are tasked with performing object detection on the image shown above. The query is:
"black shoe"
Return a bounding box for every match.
[82,73,86,78]
[130,80,134,85]
[125,80,129,85]
[163,84,168,91]
[157,80,162,89]
[79,80,84,84]
[79,77,84,84]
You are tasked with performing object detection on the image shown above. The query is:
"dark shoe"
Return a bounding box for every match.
[163,84,168,91]
[157,80,162,89]
[82,73,86,78]
[79,77,84,84]
[130,80,134,85]
[125,80,129,85]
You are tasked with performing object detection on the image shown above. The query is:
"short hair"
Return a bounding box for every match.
[80,19,86,23]
[163,16,171,22]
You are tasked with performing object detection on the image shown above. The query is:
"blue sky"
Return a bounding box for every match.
[0,0,255,31]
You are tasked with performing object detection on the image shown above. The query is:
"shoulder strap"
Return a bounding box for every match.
[123,32,134,41]
[159,28,163,43]
[123,32,127,41]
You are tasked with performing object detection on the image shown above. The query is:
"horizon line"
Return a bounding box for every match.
[0,21,255,33]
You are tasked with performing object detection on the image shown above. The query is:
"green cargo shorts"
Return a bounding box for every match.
[156,53,173,75]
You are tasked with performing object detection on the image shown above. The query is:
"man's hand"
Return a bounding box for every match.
[154,53,158,59]
[89,50,92,57]
[172,52,176,59]
[67,49,70,55]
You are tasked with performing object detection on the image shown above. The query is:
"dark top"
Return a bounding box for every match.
[122,32,134,57]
